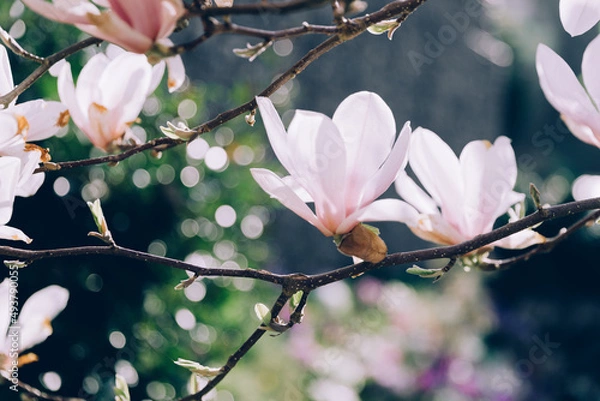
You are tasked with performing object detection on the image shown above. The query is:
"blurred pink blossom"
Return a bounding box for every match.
[22,0,186,54]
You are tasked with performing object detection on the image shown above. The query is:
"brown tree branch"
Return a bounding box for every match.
[0,371,84,401]
[189,0,330,17]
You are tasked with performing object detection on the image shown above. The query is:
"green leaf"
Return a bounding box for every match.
[290,291,304,310]
[174,358,222,377]
[254,303,271,325]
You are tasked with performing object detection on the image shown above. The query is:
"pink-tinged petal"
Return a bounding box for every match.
[409,213,467,246]
[337,198,419,234]
[332,91,396,205]
[561,114,600,147]
[57,61,89,135]
[86,10,154,53]
[358,121,411,208]
[72,53,109,115]
[256,97,295,175]
[582,35,600,110]
[16,285,69,351]
[572,174,600,200]
[0,46,15,103]
[494,229,546,250]
[157,0,186,39]
[560,0,600,36]
[22,0,100,24]
[536,44,600,145]
[97,52,151,122]
[409,128,463,228]
[10,100,69,141]
[250,168,332,236]
[165,54,185,93]
[14,149,45,197]
[0,225,32,244]
[287,110,347,229]
[460,137,519,236]
[0,157,20,225]
[87,102,116,149]
[282,175,313,203]
[394,171,438,214]
[108,0,163,39]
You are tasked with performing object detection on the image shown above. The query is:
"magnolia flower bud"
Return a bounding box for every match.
[336,223,387,263]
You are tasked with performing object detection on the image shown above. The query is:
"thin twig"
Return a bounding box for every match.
[0,243,289,285]
[189,0,329,16]
[178,291,291,401]
[0,25,44,63]
[478,209,600,271]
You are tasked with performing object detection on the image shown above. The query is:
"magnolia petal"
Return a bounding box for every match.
[582,35,600,112]
[0,157,20,225]
[58,61,89,134]
[250,168,332,236]
[165,54,185,93]
[287,110,347,229]
[156,0,187,39]
[337,198,419,234]
[332,91,396,205]
[87,10,154,53]
[21,0,100,25]
[536,44,600,146]
[394,171,438,215]
[559,0,600,36]
[256,97,295,176]
[409,128,463,228]
[14,148,45,198]
[494,229,546,250]
[0,46,15,103]
[281,175,313,203]
[409,213,467,246]
[16,285,69,351]
[572,174,600,200]
[10,100,68,141]
[358,121,411,208]
[0,224,32,244]
[97,52,151,123]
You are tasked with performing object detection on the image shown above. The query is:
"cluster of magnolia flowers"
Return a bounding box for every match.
[0,0,185,243]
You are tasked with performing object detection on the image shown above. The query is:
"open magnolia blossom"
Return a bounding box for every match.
[21,0,186,54]
[536,36,600,149]
[1,45,68,197]
[560,0,600,36]
[0,279,69,370]
[57,49,154,152]
[394,128,545,250]
[250,92,413,261]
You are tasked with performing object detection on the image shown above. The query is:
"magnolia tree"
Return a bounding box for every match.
[0,0,599,400]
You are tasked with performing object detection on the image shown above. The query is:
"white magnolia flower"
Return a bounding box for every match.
[394,128,545,249]
[0,279,69,370]
[57,49,153,152]
[560,0,600,36]
[250,91,413,237]
[536,36,600,149]
[0,45,69,197]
